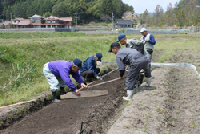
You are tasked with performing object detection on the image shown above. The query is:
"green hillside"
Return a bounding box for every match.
[0,0,133,23]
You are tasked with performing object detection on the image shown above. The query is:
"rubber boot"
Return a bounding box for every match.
[145,77,152,87]
[123,90,133,101]
[52,91,60,103]
[60,87,66,95]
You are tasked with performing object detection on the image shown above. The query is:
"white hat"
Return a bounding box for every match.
[140,28,147,33]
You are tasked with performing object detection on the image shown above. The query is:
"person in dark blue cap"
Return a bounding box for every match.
[117,34,147,57]
[43,58,87,102]
[108,42,151,101]
[80,53,103,82]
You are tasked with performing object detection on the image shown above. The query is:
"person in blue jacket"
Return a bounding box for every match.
[140,28,156,86]
[43,58,87,102]
[80,53,103,82]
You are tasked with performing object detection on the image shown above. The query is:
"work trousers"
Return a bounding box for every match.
[43,63,66,92]
[81,68,100,80]
[146,49,153,70]
[126,58,151,91]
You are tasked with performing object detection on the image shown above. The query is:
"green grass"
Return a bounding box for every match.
[0,32,200,106]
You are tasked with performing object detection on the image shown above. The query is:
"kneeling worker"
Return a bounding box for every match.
[108,42,151,101]
[43,58,87,102]
[80,53,103,82]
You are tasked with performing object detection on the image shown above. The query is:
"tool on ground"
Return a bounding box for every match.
[60,78,119,99]
[60,81,106,99]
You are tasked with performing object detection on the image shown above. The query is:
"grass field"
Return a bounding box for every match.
[0,31,200,106]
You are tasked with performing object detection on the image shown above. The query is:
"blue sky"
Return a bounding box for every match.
[122,0,180,13]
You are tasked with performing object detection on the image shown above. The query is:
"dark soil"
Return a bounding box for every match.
[0,70,127,134]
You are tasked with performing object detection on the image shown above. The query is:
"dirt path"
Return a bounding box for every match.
[107,66,200,133]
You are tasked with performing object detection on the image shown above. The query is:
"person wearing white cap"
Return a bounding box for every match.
[140,28,156,86]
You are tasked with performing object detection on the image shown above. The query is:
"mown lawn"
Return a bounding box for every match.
[0,32,199,106]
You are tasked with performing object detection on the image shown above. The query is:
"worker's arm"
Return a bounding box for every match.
[119,70,124,80]
[148,34,156,45]
[60,70,77,91]
[116,56,125,80]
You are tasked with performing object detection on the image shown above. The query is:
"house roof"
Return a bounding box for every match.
[44,17,72,21]
[44,18,60,21]
[45,16,59,20]
[3,21,11,25]
[31,22,43,25]
[18,19,31,25]
[59,17,72,21]
[29,14,44,19]
[116,20,132,25]
[12,17,24,21]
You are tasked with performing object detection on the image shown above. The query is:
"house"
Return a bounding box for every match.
[0,14,73,29]
[29,14,72,28]
[116,20,133,28]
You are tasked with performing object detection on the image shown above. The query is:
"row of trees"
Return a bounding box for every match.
[140,0,200,27]
[0,0,133,24]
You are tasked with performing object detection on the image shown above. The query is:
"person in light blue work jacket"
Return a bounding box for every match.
[80,53,103,82]
[43,58,87,102]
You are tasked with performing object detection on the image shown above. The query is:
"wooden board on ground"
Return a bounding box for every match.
[61,90,108,99]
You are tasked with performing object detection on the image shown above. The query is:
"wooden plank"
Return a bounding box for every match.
[60,90,108,99]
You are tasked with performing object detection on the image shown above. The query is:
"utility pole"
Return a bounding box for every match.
[10,13,12,21]
[76,13,77,31]
[123,17,124,33]
[112,12,114,31]
[10,13,12,29]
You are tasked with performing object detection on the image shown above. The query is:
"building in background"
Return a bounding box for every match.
[0,14,73,29]
[116,20,133,28]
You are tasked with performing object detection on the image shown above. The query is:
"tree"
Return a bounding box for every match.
[175,9,185,27]
[101,0,113,16]
[140,9,149,25]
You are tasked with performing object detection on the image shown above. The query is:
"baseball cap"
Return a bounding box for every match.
[73,58,82,70]
[140,28,147,33]
[108,42,120,52]
[117,34,126,42]
[95,53,103,62]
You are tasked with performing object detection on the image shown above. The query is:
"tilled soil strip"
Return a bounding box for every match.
[107,66,200,134]
[0,70,127,134]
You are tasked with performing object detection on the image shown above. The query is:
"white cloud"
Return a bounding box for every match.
[122,0,180,13]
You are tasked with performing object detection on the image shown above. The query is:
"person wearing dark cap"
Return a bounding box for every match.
[108,42,151,101]
[43,58,87,102]
[117,34,147,57]
[80,53,103,82]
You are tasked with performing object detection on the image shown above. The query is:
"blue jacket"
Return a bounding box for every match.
[81,55,97,77]
[48,61,84,91]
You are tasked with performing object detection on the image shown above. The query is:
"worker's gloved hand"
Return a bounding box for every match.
[80,83,87,88]
[96,76,100,79]
[75,89,80,95]
[119,77,124,80]
[145,38,149,42]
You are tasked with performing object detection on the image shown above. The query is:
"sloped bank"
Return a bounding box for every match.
[0,63,116,131]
